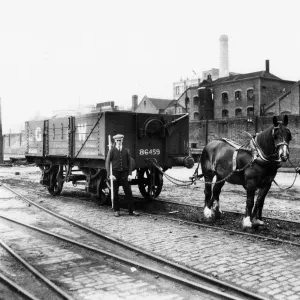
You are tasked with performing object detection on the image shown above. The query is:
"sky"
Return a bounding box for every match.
[0,0,300,133]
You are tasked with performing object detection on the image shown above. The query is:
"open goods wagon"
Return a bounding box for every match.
[25,111,194,202]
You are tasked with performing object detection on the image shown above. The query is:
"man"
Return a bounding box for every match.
[105,134,139,217]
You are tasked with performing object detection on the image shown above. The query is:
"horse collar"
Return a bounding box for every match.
[252,136,281,164]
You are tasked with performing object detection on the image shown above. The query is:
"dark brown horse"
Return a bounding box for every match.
[200,115,291,228]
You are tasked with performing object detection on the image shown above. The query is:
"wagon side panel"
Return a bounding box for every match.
[48,117,70,156]
[73,113,105,159]
[25,120,46,157]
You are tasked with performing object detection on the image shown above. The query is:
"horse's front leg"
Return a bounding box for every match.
[252,183,272,227]
[243,183,256,229]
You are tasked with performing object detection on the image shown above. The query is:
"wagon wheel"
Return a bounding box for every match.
[137,168,163,200]
[47,166,64,196]
[97,172,111,206]
[48,180,64,196]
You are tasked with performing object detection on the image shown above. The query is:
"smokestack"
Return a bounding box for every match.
[219,35,229,78]
[265,60,270,73]
[132,95,138,112]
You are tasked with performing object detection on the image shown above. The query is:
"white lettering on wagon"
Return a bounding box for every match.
[35,127,42,142]
[78,123,87,141]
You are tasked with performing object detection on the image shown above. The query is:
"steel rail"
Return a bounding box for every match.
[145,211,300,247]
[1,183,269,300]
[0,213,263,300]
[5,184,300,245]
[0,237,75,300]
[14,185,300,226]
[223,209,300,225]
[0,272,41,300]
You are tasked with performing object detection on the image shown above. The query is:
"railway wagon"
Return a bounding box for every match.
[25,111,194,203]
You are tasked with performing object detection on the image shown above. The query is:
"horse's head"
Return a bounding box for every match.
[272,115,292,162]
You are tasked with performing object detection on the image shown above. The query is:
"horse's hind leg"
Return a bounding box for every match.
[243,183,256,229]
[252,183,271,227]
[211,179,225,219]
[203,174,214,219]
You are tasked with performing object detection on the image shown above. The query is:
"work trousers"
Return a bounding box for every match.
[112,170,134,212]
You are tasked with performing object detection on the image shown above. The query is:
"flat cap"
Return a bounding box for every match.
[113,134,124,140]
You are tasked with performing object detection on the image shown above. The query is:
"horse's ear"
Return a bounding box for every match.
[283,115,288,126]
[273,116,278,127]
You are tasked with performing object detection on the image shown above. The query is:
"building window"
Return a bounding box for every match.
[235,108,242,117]
[175,86,181,95]
[144,100,147,108]
[235,90,242,100]
[221,92,228,102]
[193,96,199,106]
[247,107,254,117]
[247,89,254,100]
[194,112,200,121]
[177,107,182,113]
[222,109,228,118]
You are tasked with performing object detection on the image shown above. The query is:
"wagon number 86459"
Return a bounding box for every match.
[139,149,160,155]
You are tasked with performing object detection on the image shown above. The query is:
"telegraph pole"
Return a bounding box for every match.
[0,97,3,163]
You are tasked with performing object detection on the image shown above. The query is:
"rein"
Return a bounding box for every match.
[272,158,298,190]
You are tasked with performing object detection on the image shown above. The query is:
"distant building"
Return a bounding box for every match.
[173,78,201,100]
[135,96,186,114]
[202,69,220,81]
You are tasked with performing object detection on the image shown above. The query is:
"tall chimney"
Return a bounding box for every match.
[219,35,229,78]
[132,95,138,112]
[265,60,270,73]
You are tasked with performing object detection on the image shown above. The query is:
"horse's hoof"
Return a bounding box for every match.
[204,206,214,219]
[242,216,252,229]
[252,218,265,227]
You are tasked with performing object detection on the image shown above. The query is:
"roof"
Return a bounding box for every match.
[147,98,174,110]
[211,71,282,85]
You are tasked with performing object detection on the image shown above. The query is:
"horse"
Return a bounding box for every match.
[200,115,291,229]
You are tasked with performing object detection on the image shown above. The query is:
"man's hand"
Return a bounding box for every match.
[109,175,116,181]
[128,175,133,181]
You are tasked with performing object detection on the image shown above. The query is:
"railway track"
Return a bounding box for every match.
[0,183,271,300]
[11,181,300,247]
[0,238,65,300]
[0,272,39,300]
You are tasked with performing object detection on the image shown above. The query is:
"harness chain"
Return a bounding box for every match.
[152,157,297,190]
[151,158,255,187]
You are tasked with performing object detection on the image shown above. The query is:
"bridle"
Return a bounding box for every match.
[272,125,290,160]
[251,125,290,163]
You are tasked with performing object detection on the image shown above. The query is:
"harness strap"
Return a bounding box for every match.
[251,136,282,163]
[232,149,239,171]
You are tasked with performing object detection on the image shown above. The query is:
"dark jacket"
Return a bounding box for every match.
[105,147,132,177]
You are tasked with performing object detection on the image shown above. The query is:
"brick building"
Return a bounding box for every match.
[210,69,295,119]
[177,62,296,121]
[135,96,187,114]
[264,80,300,116]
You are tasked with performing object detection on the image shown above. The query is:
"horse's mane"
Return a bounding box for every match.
[255,126,276,156]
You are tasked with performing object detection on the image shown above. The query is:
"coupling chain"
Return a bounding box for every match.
[151,162,195,186]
